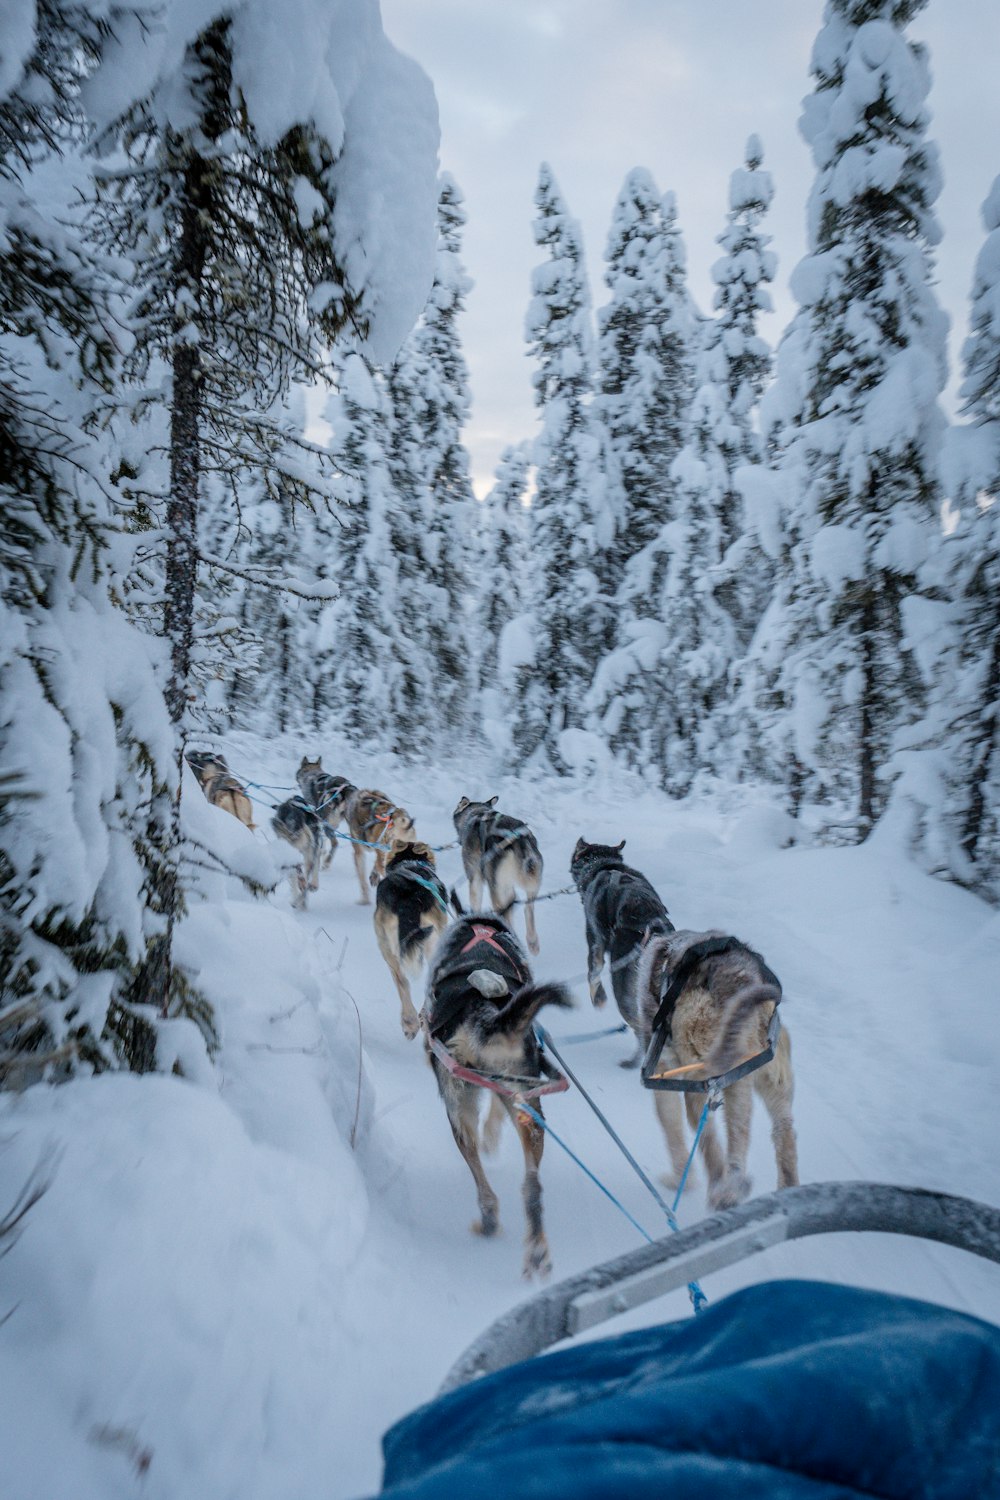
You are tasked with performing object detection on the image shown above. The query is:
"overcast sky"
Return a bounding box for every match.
[379,0,1000,496]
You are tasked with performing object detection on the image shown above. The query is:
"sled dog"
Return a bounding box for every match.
[569,837,674,1066]
[296,756,355,867]
[453,795,543,955]
[343,788,416,903]
[373,841,450,1039]
[423,912,571,1278]
[637,930,799,1210]
[186,750,255,831]
[271,796,325,911]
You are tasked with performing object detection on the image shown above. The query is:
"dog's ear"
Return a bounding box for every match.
[573,836,587,855]
[615,838,626,852]
[488,794,499,807]
[454,795,470,814]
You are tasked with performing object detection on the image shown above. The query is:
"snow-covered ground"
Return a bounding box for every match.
[2,732,999,1500]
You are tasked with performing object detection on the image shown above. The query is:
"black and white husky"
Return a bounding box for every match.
[423,913,571,1279]
[373,840,450,1039]
[271,796,325,911]
[453,796,543,955]
[569,837,675,1065]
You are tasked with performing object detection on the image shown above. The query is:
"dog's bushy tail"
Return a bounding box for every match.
[400,923,436,967]
[489,981,572,1039]
[636,935,674,1028]
[703,983,781,1077]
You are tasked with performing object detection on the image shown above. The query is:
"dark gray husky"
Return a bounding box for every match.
[424,913,571,1279]
[271,796,325,911]
[296,756,355,868]
[569,837,675,1066]
[453,795,543,954]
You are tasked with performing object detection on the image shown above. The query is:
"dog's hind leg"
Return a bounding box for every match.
[290,866,308,912]
[653,1088,692,1191]
[754,1029,799,1190]
[707,1079,754,1211]
[510,1103,550,1279]
[352,840,371,905]
[481,1092,505,1154]
[375,918,420,1040]
[446,1086,500,1238]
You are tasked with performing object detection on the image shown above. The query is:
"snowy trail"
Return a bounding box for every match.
[2,733,997,1500]
[221,735,1000,1497]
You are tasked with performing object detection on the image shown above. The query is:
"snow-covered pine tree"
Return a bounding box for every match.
[895,173,1000,889]
[0,2,176,1078]
[384,175,476,752]
[738,0,947,837]
[513,163,609,770]
[587,187,699,772]
[597,175,697,579]
[88,13,420,1007]
[320,354,405,752]
[476,441,533,699]
[706,137,777,646]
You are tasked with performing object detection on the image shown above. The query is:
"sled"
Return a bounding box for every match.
[373,1182,1000,1499]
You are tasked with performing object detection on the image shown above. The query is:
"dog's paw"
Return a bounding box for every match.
[356,895,371,906]
[591,984,608,1009]
[369,869,380,888]
[523,1238,552,1281]
[708,1169,752,1212]
[401,1011,421,1041]
[471,1214,500,1239]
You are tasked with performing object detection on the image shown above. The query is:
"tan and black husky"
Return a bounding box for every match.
[453,796,543,955]
[343,787,416,903]
[186,751,255,831]
[424,913,571,1279]
[373,841,450,1039]
[637,931,799,1211]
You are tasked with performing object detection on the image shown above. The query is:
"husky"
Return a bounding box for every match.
[423,913,572,1279]
[296,756,356,868]
[373,841,450,1039]
[270,796,325,911]
[186,750,255,831]
[569,838,675,1067]
[453,796,543,955]
[343,788,416,904]
[637,930,799,1210]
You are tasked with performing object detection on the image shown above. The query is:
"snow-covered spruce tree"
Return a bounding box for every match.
[476,441,533,693]
[88,12,436,1007]
[588,188,699,771]
[512,163,609,771]
[706,137,777,646]
[0,2,177,1077]
[597,175,697,580]
[320,354,407,752]
[948,176,1000,881]
[894,174,1000,888]
[738,0,947,836]
[385,175,476,752]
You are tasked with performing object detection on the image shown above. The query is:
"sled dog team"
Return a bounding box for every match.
[189,749,799,1282]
